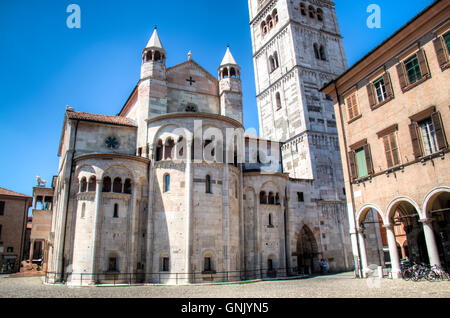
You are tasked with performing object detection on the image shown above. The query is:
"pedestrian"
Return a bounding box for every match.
[319,259,324,275]
[322,259,328,275]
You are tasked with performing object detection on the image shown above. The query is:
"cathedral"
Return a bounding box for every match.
[46,0,353,285]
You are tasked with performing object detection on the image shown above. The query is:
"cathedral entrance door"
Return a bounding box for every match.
[297,226,319,275]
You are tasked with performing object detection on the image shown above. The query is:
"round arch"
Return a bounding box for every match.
[384,196,422,226]
[356,204,384,229]
[422,186,450,219]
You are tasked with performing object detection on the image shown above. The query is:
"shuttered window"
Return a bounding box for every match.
[409,111,447,158]
[404,54,422,84]
[355,148,368,178]
[348,144,374,180]
[346,94,360,121]
[445,32,450,54]
[383,132,400,168]
[373,77,387,103]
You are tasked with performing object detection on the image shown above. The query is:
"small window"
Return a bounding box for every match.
[206,175,212,194]
[102,177,112,193]
[156,139,163,161]
[346,93,360,121]
[276,92,282,110]
[373,77,387,103]
[308,6,315,19]
[80,177,87,193]
[418,118,439,156]
[124,179,132,194]
[261,21,268,36]
[382,132,400,168]
[88,176,96,192]
[81,203,86,219]
[0,201,4,216]
[7,247,13,253]
[113,178,123,193]
[319,45,326,61]
[272,9,278,24]
[316,8,323,22]
[314,43,320,60]
[164,174,170,193]
[268,214,273,227]
[260,191,268,204]
[268,259,274,271]
[113,204,119,218]
[300,3,307,16]
[404,54,422,85]
[297,192,304,202]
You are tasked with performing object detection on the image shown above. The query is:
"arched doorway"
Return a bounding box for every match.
[296,226,319,275]
[358,208,386,267]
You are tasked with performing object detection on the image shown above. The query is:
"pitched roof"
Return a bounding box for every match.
[67,111,137,127]
[146,28,165,51]
[0,187,32,199]
[220,46,238,67]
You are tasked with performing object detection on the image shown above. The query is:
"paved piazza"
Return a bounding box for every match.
[0,272,449,298]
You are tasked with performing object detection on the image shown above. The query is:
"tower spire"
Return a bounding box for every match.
[146,28,165,52]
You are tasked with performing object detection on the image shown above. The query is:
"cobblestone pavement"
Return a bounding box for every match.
[0,272,449,298]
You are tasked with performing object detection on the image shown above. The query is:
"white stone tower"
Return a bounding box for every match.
[218,46,244,125]
[248,0,348,198]
[137,27,168,156]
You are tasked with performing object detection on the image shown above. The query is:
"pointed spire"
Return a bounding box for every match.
[146,27,165,52]
[220,45,238,67]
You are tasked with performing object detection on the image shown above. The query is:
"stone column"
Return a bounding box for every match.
[145,158,156,282]
[129,183,141,279]
[29,239,35,263]
[357,228,368,278]
[90,179,103,283]
[185,137,193,283]
[420,218,441,267]
[384,225,401,279]
[278,197,287,276]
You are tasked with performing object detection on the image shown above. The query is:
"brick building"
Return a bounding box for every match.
[322,0,450,278]
[0,187,32,273]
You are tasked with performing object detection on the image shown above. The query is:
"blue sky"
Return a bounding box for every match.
[0,0,434,198]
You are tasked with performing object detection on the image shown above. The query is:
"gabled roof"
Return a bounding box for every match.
[0,187,32,199]
[167,59,218,83]
[66,111,137,127]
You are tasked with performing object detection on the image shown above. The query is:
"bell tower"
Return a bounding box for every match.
[136,27,169,156]
[249,0,347,198]
[218,46,243,125]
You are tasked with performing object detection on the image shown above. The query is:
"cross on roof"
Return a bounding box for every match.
[186,76,196,86]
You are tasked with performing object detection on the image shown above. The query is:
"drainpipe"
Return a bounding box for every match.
[334,84,363,278]
[60,119,79,280]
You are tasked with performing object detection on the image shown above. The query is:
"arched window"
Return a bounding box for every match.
[308,6,315,19]
[269,213,273,227]
[316,8,323,22]
[276,92,282,110]
[300,3,307,16]
[154,50,161,62]
[102,177,112,192]
[124,179,132,194]
[268,192,275,205]
[314,43,320,60]
[275,193,280,205]
[88,176,96,192]
[113,178,123,193]
[261,21,268,36]
[203,253,214,273]
[319,45,326,61]
[269,56,275,73]
[164,174,170,193]
[113,203,119,218]
[230,67,236,78]
[165,138,175,160]
[156,139,163,161]
[272,9,278,24]
[260,191,268,204]
[222,68,229,79]
[206,175,212,194]
[80,203,86,219]
[80,177,87,193]
[273,51,279,69]
[267,15,273,30]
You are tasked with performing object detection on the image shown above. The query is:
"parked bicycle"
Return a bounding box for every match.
[401,261,450,282]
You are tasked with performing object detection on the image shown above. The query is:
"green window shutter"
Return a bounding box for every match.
[390,134,400,166]
[363,144,374,175]
[409,122,423,159]
[367,83,376,108]
[383,72,394,99]
[348,151,357,180]
[431,111,448,150]
[434,37,448,68]
[396,63,408,90]
[355,148,368,178]
[416,49,430,78]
